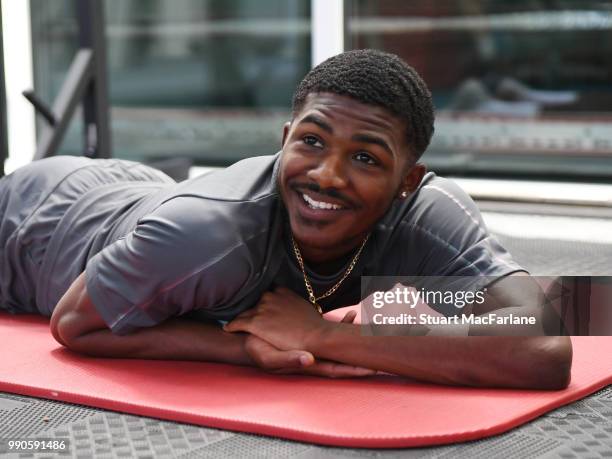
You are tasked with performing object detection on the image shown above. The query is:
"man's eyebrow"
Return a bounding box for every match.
[297,115,333,133]
[297,115,394,156]
[352,134,393,157]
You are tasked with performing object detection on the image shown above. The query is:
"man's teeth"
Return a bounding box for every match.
[302,193,343,210]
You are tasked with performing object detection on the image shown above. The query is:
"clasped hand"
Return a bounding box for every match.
[224,287,375,378]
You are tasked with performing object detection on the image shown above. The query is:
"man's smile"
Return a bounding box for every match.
[291,187,352,224]
[302,193,344,210]
[290,181,355,208]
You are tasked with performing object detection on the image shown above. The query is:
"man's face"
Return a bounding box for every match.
[278,92,425,263]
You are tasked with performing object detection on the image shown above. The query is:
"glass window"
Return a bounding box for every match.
[0,2,7,177]
[347,1,612,180]
[30,0,311,166]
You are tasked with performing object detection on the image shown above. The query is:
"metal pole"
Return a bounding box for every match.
[76,0,111,158]
[28,0,112,159]
[33,50,94,160]
[0,1,9,176]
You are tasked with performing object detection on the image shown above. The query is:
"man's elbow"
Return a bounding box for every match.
[49,312,66,346]
[525,336,573,390]
[50,309,83,351]
[50,300,101,353]
[49,272,109,352]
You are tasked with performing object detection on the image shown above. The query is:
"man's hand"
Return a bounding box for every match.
[244,333,375,378]
[224,287,333,352]
[224,296,376,378]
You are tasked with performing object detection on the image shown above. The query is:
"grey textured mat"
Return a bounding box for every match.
[495,235,612,277]
[1,222,611,457]
[1,387,611,458]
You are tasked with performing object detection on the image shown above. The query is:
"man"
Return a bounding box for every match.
[0,50,571,389]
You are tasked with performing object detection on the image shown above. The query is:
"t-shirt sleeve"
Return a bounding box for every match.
[85,196,254,335]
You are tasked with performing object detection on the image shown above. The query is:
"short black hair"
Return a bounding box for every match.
[292,49,435,160]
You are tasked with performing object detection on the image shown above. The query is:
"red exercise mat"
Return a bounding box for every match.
[0,311,611,448]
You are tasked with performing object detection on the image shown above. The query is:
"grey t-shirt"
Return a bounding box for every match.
[0,153,523,334]
[83,153,523,334]
[85,155,286,333]
[0,156,174,316]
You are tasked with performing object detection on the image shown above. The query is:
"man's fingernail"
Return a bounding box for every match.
[299,355,311,365]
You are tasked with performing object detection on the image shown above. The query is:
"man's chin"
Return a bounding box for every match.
[290,222,336,246]
[284,193,365,251]
[291,221,362,252]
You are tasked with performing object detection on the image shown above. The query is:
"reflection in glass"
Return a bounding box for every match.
[348,1,612,179]
[31,0,311,166]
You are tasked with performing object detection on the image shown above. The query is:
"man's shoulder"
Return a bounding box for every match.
[373,172,487,258]
[389,172,483,230]
[136,154,282,245]
[370,172,523,279]
[414,172,475,207]
[169,153,280,203]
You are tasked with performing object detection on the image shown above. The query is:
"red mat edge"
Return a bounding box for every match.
[2,372,610,448]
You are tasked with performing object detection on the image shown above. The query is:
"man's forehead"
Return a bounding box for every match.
[299,92,391,115]
[295,92,403,135]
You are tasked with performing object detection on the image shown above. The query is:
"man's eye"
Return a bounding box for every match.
[354,152,378,165]
[303,135,323,148]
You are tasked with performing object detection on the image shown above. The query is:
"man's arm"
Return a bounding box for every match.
[224,274,573,389]
[50,272,375,378]
[415,272,569,337]
[310,328,571,390]
[51,272,255,364]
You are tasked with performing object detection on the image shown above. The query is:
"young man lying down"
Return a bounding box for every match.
[0,50,571,389]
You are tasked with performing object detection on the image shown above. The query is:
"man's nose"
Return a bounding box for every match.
[306,154,347,189]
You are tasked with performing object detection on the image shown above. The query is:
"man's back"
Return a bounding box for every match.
[0,155,283,320]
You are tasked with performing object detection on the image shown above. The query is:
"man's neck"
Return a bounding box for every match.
[302,250,355,277]
[297,234,367,276]
[281,212,367,276]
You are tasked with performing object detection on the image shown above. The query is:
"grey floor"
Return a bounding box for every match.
[1,386,612,459]
[2,214,612,459]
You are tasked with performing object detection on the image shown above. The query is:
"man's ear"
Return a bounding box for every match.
[399,162,427,198]
[281,121,292,148]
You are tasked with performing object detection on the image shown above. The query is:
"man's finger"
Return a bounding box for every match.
[223,318,251,333]
[246,335,314,369]
[340,310,357,323]
[265,349,314,370]
[274,361,376,378]
[312,360,377,378]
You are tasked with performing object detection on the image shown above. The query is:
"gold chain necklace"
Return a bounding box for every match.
[291,234,370,315]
